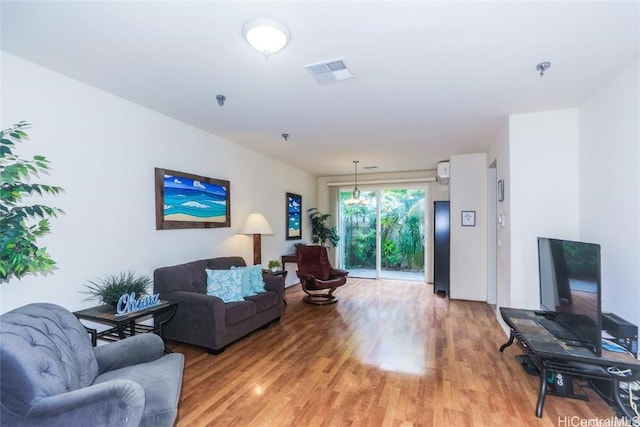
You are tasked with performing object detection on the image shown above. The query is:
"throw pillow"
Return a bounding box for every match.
[205,269,244,303]
[247,265,266,293]
[230,265,257,297]
[231,265,266,295]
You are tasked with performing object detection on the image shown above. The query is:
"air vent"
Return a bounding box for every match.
[305,58,354,84]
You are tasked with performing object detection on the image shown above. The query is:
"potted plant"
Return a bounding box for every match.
[267,260,281,272]
[307,208,339,247]
[83,271,152,307]
[0,121,64,282]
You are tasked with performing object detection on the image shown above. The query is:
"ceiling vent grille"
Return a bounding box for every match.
[305,58,354,84]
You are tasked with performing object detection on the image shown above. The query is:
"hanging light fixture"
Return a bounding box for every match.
[344,160,367,205]
[243,18,290,58]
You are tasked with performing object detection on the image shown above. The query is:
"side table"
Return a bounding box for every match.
[73,301,178,351]
[499,307,640,420]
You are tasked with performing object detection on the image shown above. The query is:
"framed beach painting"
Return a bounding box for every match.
[155,168,231,230]
[286,193,302,240]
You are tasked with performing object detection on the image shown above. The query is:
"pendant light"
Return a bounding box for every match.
[344,160,366,205]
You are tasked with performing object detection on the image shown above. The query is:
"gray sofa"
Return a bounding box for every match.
[153,256,285,354]
[0,303,184,427]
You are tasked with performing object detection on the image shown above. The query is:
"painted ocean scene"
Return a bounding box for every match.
[163,174,227,222]
[287,194,301,238]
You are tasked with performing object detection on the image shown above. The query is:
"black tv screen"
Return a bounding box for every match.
[537,237,602,356]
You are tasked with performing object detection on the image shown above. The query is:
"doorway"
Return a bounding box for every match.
[338,188,426,281]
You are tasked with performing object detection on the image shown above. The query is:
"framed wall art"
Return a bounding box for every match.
[286,192,302,240]
[155,167,230,230]
[461,210,476,227]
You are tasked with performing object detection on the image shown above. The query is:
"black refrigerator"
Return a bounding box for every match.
[433,201,450,295]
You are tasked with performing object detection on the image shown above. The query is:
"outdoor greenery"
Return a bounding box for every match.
[83,271,152,307]
[340,189,425,272]
[0,121,64,282]
[308,208,339,247]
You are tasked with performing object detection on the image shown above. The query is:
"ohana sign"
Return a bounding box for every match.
[116,292,161,315]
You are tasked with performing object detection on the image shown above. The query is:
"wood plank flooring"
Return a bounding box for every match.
[168,278,622,426]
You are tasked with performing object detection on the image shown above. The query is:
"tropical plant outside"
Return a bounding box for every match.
[340,189,425,273]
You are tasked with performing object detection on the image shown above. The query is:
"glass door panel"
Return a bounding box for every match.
[339,190,377,278]
[379,189,425,281]
[339,188,425,281]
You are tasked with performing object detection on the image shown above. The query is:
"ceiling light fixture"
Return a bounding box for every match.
[282,133,289,141]
[242,18,290,58]
[536,61,551,77]
[216,94,226,106]
[344,160,367,205]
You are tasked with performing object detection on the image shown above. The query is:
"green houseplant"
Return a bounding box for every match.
[267,259,281,271]
[0,121,64,281]
[307,208,339,247]
[83,271,152,307]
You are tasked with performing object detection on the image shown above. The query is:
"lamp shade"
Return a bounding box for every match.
[239,213,274,235]
[243,18,290,56]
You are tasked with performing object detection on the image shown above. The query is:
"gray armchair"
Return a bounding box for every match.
[0,303,184,427]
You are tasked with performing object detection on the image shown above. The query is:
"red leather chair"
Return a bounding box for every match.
[296,245,349,305]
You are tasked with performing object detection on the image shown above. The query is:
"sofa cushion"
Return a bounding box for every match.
[244,291,279,313]
[205,269,244,303]
[225,301,257,325]
[206,256,246,270]
[154,260,208,294]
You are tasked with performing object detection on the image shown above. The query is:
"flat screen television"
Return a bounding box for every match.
[537,237,602,356]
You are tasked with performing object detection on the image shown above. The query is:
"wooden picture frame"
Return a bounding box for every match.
[286,193,302,240]
[155,167,230,230]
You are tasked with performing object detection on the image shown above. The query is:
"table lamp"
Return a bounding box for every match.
[239,213,274,265]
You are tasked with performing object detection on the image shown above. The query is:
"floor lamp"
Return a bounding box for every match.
[239,213,274,265]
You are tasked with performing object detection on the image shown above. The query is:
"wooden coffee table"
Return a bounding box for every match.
[73,301,177,349]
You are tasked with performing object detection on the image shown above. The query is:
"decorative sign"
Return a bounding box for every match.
[116,292,161,315]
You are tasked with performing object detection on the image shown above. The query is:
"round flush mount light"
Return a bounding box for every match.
[243,18,290,57]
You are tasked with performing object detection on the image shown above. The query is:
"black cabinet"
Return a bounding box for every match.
[433,201,450,294]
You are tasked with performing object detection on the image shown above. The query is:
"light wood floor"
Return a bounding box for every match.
[169,278,620,426]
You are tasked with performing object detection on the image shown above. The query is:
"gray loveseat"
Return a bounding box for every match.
[153,256,285,354]
[0,303,184,427]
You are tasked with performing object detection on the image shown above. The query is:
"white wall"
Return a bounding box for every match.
[508,109,580,309]
[579,58,640,327]
[489,119,512,312]
[449,153,488,301]
[0,52,316,312]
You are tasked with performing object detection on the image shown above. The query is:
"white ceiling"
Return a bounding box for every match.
[1,1,638,176]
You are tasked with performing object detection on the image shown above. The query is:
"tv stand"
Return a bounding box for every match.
[499,307,640,422]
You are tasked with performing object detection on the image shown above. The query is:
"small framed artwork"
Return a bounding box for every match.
[461,210,476,227]
[286,193,302,240]
[497,179,504,202]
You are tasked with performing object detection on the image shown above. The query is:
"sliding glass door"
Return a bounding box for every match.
[339,190,377,278]
[339,187,425,281]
